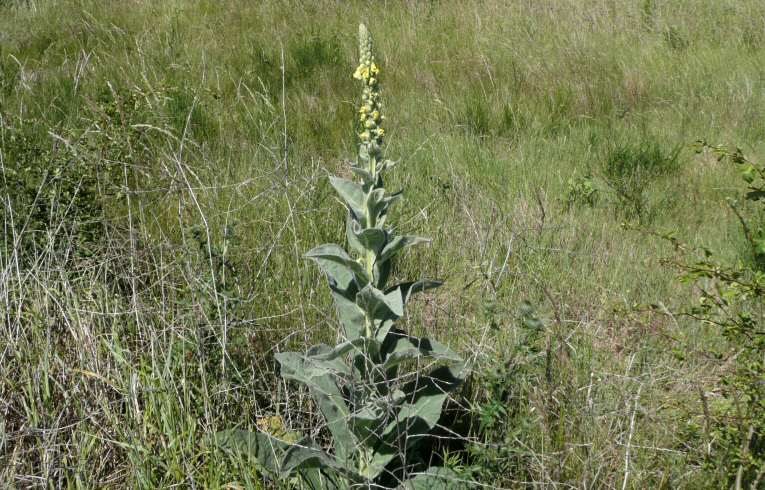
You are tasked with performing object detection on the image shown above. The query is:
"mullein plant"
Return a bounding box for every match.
[219,24,468,489]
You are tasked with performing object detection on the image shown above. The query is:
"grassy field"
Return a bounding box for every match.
[2,0,765,487]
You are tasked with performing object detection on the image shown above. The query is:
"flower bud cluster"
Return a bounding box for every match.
[353,23,384,164]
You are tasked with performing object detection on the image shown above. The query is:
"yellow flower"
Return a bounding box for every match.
[359,131,370,141]
[372,110,380,121]
[365,119,375,129]
[376,128,385,137]
[370,63,380,75]
[353,65,370,80]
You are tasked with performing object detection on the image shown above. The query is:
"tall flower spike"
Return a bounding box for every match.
[218,23,468,488]
[355,23,384,170]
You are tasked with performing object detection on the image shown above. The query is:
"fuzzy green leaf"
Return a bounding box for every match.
[306,244,369,291]
[381,333,463,371]
[330,176,366,220]
[276,350,355,463]
[366,188,387,224]
[332,291,366,340]
[355,227,387,255]
[356,284,403,323]
[346,217,364,255]
[350,166,376,187]
[387,279,443,304]
[348,404,384,444]
[380,235,430,262]
[403,467,470,489]
[280,436,359,482]
[215,429,286,475]
[374,318,397,344]
[366,364,465,476]
[311,337,374,362]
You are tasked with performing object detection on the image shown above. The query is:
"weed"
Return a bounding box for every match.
[2,1,765,487]
[464,301,546,484]
[654,142,765,487]
[601,139,682,222]
[218,24,469,488]
[460,88,491,137]
[565,174,599,209]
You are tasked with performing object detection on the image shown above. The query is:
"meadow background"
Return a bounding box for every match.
[1,0,764,487]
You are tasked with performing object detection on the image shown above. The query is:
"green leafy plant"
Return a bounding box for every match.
[218,24,468,489]
[698,143,765,264]
[465,301,546,484]
[654,142,765,488]
[564,174,599,209]
[601,139,681,222]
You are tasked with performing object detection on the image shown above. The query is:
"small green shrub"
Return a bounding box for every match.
[565,174,599,209]
[656,142,765,488]
[464,301,546,484]
[601,139,681,222]
[1,116,107,259]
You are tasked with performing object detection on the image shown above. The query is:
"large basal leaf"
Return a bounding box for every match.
[403,467,471,489]
[366,364,466,476]
[276,350,355,463]
[280,436,361,483]
[215,429,286,475]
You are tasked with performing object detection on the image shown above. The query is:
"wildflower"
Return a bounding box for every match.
[356,23,384,165]
[353,65,370,81]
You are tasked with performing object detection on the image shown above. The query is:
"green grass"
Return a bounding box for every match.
[1,0,764,487]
